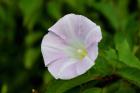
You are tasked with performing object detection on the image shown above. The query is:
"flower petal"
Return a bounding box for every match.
[41,14,102,80]
[48,58,78,79]
[87,43,98,61]
[41,32,68,66]
[84,26,102,47]
[48,14,78,43]
[75,15,100,41]
[48,14,102,47]
[76,56,95,75]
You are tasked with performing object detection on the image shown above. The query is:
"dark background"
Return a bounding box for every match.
[0,0,140,93]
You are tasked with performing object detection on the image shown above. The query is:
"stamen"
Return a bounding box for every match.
[77,49,83,53]
[76,48,87,60]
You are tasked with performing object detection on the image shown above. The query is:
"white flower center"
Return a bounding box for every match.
[76,48,87,60]
[64,42,87,60]
[77,49,83,53]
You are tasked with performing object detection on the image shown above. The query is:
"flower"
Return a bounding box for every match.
[41,14,102,80]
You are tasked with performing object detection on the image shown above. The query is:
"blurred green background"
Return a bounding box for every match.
[0,0,140,93]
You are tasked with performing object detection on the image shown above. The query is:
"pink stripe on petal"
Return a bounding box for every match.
[76,15,96,39]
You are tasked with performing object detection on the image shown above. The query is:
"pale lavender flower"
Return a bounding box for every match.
[41,14,102,80]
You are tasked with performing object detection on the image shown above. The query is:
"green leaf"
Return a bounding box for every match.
[101,48,125,71]
[118,0,129,15]
[138,0,140,8]
[92,2,119,30]
[24,48,40,69]
[1,83,7,93]
[43,72,53,84]
[117,0,129,31]
[45,69,100,93]
[94,55,113,76]
[124,14,138,49]
[83,88,102,93]
[117,67,140,87]
[25,32,43,47]
[47,1,61,19]
[114,32,140,69]
[0,7,6,21]
[103,48,117,61]
[64,0,85,13]
[103,80,136,93]
[19,0,42,30]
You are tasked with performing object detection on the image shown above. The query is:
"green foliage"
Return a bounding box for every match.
[0,0,140,93]
[117,67,140,87]
[24,48,40,69]
[1,84,7,93]
[45,69,100,93]
[83,88,102,93]
[19,0,43,30]
[92,2,119,30]
[47,1,62,19]
[25,32,43,47]
[114,31,140,69]
[103,80,136,93]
